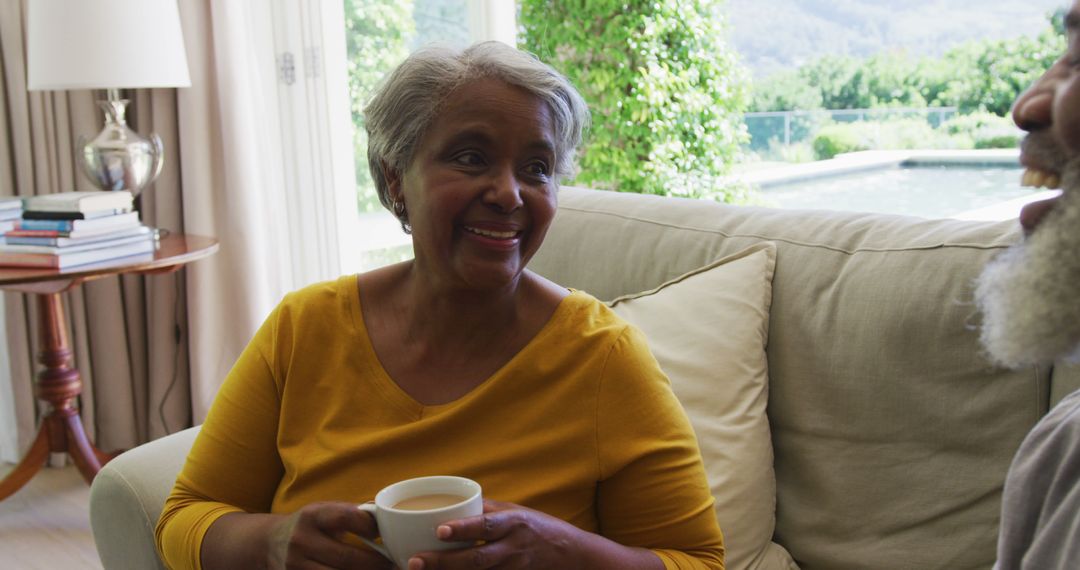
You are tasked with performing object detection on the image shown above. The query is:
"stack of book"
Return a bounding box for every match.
[0,191,156,269]
[0,197,21,234]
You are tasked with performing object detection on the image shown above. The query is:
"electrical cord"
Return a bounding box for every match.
[156,269,184,435]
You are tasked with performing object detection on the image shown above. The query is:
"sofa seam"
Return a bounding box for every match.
[1035,364,1047,421]
[558,205,1016,255]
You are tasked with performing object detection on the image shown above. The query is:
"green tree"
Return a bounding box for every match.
[520,0,750,201]
[798,52,926,110]
[344,0,414,211]
[751,10,1064,118]
[797,55,860,110]
[857,52,927,108]
[750,69,822,112]
[933,28,1064,115]
[1050,6,1068,35]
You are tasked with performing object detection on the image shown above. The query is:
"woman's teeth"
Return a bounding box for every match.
[1022,168,1061,189]
[464,226,518,239]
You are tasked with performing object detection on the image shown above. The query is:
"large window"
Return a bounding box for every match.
[328,0,1061,267]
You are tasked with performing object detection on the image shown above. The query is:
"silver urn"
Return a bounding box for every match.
[77,98,163,196]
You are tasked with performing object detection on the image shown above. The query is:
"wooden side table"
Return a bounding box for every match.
[0,234,218,501]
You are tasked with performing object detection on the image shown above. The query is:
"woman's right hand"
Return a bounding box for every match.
[266,501,392,570]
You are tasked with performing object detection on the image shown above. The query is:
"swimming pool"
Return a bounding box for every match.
[758,164,1034,219]
[739,150,1048,220]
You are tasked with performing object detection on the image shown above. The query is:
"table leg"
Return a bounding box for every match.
[0,292,114,500]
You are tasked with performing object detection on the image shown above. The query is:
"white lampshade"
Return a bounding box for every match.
[28,0,191,91]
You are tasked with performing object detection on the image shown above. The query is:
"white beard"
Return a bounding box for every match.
[974,160,1080,369]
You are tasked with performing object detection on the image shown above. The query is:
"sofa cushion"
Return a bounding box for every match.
[609,242,796,570]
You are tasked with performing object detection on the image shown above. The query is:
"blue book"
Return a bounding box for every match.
[4,225,151,247]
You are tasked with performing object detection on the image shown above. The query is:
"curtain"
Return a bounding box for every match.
[171,0,351,417]
[174,0,297,420]
[177,0,353,424]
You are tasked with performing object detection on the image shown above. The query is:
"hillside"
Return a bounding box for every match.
[724,0,1066,77]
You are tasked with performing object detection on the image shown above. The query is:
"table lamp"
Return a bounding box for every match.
[27,0,191,197]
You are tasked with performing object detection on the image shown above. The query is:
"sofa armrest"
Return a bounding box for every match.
[89,426,200,570]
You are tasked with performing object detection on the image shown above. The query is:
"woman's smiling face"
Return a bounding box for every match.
[388,78,559,292]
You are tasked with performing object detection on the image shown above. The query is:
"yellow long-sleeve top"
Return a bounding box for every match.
[156,275,724,569]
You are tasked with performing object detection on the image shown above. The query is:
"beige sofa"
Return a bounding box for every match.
[90,185,1080,569]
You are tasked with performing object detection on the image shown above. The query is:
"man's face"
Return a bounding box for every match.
[975,0,1080,368]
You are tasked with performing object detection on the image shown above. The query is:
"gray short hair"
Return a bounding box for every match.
[364,41,590,231]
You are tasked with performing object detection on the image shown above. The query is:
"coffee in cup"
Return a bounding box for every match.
[358,476,482,568]
[392,493,469,511]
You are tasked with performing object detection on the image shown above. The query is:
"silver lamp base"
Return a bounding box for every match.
[76,89,164,196]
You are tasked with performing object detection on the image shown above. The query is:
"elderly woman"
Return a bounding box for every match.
[156,42,724,570]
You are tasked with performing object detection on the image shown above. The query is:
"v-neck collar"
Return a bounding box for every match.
[345,274,582,417]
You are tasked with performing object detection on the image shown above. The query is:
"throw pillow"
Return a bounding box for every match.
[608,242,790,570]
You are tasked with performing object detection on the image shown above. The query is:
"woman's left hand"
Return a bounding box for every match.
[406,499,589,570]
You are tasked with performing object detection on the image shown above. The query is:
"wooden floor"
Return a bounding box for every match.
[0,463,102,569]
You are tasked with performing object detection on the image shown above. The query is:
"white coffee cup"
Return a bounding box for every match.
[357,475,483,568]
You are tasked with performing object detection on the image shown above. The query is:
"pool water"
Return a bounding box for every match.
[760,165,1035,219]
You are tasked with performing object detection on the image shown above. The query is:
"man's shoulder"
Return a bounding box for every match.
[1042,389,1080,433]
[998,387,1080,570]
[1020,388,1080,463]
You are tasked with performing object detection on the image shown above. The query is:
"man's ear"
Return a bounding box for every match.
[382,160,403,203]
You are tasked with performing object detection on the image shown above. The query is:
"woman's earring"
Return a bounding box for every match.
[393,200,407,217]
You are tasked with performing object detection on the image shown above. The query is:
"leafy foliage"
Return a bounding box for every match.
[934,28,1064,115]
[808,113,1020,160]
[942,112,1023,149]
[344,0,414,212]
[520,0,750,202]
[750,71,822,113]
[939,111,1018,138]
[812,124,869,160]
